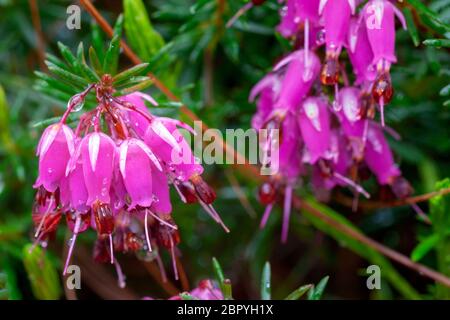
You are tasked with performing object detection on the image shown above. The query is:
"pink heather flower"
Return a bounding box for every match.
[347,18,376,84]
[363,0,406,68]
[144,279,224,300]
[319,0,355,85]
[144,118,203,183]
[60,161,89,213]
[32,78,226,287]
[298,97,331,164]
[277,0,320,38]
[186,279,224,300]
[80,132,116,207]
[34,123,75,192]
[363,0,406,125]
[119,138,161,209]
[274,49,321,112]
[364,123,400,185]
[249,74,281,130]
[249,0,411,243]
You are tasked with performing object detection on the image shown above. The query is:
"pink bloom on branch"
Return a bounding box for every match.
[364,123,400,185]
[34,124,75,193]
[298,97,331,164]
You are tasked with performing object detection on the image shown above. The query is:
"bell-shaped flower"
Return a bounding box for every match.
[274,49,321,112]
[319,0,355,85]
[145,118,203,182]
[363,0,406,69]
[34,123,75,192]
[298,97,331,164]
[119,138,162,209]
[249,74,280,130]
[121,92,158,138]
[80,132,116,206]
[347,18,376,84]
[364,123,400,185]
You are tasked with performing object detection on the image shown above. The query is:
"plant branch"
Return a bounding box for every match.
[29,0,46,70]
[334,187,450,210]
[296,197,450,288]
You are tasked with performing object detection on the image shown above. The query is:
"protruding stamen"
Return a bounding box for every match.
[34,197,54,238]
[281,185,293,243]
[109,233,114,264]
[380,96,385,127]
[169,236,179,281]
[334,172,371,199]
[144,209,152,252]
[113,258,127,289]
[410,204,431,225]
[63,215,81,275]
[147,210,177,230]
[260,203,274,229]
[226,2,253,28]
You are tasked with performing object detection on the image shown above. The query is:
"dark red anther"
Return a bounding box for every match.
[320,56,340,85]
[359,92,374,120]
[125,232,143,252]
[252,0,266,5]
[178,182,198,204]
[391,177,414,199]
[65,210,91,233]
[191,175,216,204]
[32,210,62,239]
[318,160,333,178]
[258,182,276,205]
[93,237,111,263]
[35,187,59,207]
[92,201,115,235]
[157,227,181,249]
[372,73,393,105]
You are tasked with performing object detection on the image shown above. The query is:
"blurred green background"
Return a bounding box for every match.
[0,0,449,300]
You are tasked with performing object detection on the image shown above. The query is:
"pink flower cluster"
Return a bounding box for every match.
[143,279,224,300]
[250,0,412,242]
[32,75,228,285]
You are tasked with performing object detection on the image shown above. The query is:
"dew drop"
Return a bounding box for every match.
[316,29,326,45]
[71,101,85,113]
[279,6,288,17]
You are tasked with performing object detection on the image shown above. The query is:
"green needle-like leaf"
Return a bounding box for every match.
[89,46,103,76]
[212,257,225,285]
[403,8,420,47]
[103,15,124,75]
[261,262,271,300]
[285,284,313,300]
[113,63,149,85]
[307,276,329,300]
[423,39,450,48]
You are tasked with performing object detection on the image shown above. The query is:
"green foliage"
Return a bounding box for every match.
[124,0,165,61]
[0,0,449,300]
[307,276,329,300]
[430,179,450,299]
[260,262,271,300]
[22,244,61,300]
